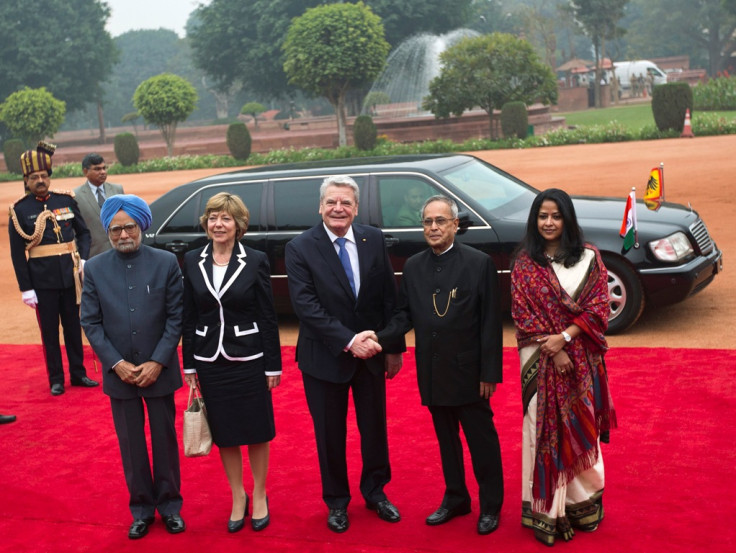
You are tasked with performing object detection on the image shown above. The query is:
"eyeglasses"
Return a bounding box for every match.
[421,217,454,228]
[108,223,139,237]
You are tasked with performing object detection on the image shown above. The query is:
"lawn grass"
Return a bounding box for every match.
[559,102,736,131]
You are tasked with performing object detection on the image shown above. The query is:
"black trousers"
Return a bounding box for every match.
[35,287,86,386]
[110,394,183,520]
[428,399,504,515]
[302,363,391,509]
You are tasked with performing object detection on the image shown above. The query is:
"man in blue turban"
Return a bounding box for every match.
[81,194,186,539]
[99,193,153,234]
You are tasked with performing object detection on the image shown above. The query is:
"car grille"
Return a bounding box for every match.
[690,219,714,255]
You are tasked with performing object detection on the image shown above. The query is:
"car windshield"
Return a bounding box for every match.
[438,158,534,212]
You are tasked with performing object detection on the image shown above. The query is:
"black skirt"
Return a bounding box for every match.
[195,356,275,448]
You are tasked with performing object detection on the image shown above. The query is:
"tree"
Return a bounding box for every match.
[625,0,736,76]
[189,0,323,100]
[0,0,117,125]
[283,2,390,146]
[0,87,66,146]
[189,0,474,103]
[365,0,474,47]
[568,0,628,107]
[240,102,267,128]
[133,74,198,156]
[422,33,557,138]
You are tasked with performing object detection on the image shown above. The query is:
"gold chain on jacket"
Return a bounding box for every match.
[9,205,62,250]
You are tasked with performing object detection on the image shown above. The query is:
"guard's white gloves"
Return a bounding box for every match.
[22,289,38,309]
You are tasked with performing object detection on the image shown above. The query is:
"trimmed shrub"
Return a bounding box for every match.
[500,101,528,139]
[353,115,377,150]
[3,138,25,174]
[114,132,140,166]
[693,75,736,110]
[651,82,693,132]
[226,122,251,160]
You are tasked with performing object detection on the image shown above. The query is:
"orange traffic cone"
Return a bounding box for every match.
[680,108,695,138]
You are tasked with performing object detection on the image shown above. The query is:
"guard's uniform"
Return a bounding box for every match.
[9,190,92,387]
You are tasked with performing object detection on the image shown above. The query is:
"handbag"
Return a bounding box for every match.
[183,382,212,457]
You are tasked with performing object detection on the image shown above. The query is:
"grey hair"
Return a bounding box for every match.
[320,175,360,203]
[421,195,458,219]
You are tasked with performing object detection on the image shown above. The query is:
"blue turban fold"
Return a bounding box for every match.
[100,194,153,232]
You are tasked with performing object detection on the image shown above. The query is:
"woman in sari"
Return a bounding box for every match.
[511,188,616,546]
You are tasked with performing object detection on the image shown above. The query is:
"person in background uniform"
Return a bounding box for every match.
[8,142,98,396]
[81,194,185,540]
[374,195,504,536]
[73,153,124,257]
[285,175,405,533]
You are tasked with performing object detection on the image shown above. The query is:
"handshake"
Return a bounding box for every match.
[349,330,402,379]
[349,330,381,359]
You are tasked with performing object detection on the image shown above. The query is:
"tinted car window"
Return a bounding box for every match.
[273,176,366,230]
[378,176,435,227]
[160,182,263,234]
[440,158,531,212]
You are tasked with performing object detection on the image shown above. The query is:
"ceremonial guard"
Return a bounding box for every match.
[8,142,98,396]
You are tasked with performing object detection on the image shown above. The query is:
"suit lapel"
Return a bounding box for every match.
[80,184,98,213]
[353,225,370,299]
[219,242,247,297]
[197,242,248,300]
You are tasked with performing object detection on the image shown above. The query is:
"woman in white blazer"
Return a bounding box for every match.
[182,193,281,533]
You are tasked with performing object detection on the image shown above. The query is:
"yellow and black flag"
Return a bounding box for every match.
[644,164,664,211]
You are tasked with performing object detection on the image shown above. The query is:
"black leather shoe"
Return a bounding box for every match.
[228,495,249,533]
[425,503,471,526]
[128,517,154,539]
[162,514,186,534]
[71,376,99,387]
[477,513,500,535]
[366,499,401,523]
[50,383,65,396]
[0,414,16,424]
[327,508,349,533]
[251,496,270,531]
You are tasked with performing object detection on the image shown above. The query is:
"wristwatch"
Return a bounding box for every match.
[561,331,572,343]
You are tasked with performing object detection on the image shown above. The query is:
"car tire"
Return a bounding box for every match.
[602,255,645,334]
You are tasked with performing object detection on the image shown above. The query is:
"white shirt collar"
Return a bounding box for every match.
[323,223,356,245]
[436,242,455,256]
[87,181,103,195]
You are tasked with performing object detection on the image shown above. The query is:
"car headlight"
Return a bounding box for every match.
[648,232,694,262]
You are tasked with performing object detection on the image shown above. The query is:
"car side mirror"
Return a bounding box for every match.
[457,211,473,235]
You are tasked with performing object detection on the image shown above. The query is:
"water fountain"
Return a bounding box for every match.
[365,29,479,118]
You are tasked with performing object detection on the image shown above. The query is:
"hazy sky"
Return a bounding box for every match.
[105,0,209,38]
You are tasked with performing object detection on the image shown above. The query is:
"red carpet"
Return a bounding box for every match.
[1,345,734,553]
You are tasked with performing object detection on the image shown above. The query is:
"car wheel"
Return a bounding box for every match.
[602,255,645,334]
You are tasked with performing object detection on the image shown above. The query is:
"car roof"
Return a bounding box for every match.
[179,154,473,189]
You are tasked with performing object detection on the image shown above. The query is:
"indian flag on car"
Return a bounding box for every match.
[619,188,637,253]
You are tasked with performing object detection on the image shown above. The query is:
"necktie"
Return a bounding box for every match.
[96,187,106,208]
[335,237,356,297]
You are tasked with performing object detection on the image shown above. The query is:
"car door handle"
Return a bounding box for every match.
[165,241,188,254]
[384,237,399,247]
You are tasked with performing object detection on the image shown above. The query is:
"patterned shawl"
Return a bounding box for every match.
[511,246,617,512]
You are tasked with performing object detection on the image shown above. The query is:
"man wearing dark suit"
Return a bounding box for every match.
[375,195,504,536]
[81,194,185,540]
[285,175,405,533]
[73,153,124,258]
[8,142,98,395]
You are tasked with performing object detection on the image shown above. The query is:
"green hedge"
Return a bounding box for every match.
[3,116,735,182]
